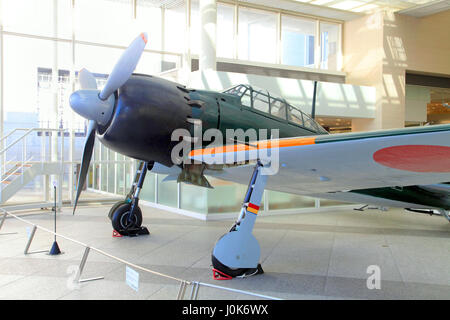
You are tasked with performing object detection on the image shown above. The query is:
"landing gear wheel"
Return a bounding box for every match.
[111,203,142,234]
[212,254,263,278]
[108,200,127,220]
[212,254,246,278]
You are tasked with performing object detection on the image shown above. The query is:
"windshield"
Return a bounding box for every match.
[223,84,328,134]
[223,85,249,97]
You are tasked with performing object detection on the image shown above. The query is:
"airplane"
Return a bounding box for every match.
[69,33,450,279]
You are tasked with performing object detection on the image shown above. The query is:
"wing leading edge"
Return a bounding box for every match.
[189,124,450,195]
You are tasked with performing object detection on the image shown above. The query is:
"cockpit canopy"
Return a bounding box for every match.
[223,84,328,134]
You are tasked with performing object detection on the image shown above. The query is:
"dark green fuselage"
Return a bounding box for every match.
[187,89,449,211]
[188,90,322,142]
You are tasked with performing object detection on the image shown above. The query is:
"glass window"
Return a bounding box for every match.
[288,105,304,126]
[75,43,124,77]
[181,183,207,214]
[190,0,200,55]
[241,90,252,108]
[252,90,270,113]
[75,0,135,47]
[157,174,178,208]
[224,85,247,97]
[268,190,315,210]
[3,35,55,130]
[2,0,54,36]
[108,162,115,193]
[270,98,287,120]
[303,115,319,132]
[319,198,350,207]
[125,162,132,191]
[101,164,108,191]
[116,163,125,195]
[238,7,277,63]
[281,15,316,68]
[207,178,249,213]
[217,3,235,58]
[140,172,156,202]
[135,51,180,75]
[88,164,94,188]
[94,164,100,190]
[320,22,340,71]
[57,0,73,39]
[164,2,186,53]
[136,1,163,51]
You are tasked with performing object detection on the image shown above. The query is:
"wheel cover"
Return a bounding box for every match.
[119,211,138,229]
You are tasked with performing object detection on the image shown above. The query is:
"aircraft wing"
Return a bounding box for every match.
[189,124,450,195]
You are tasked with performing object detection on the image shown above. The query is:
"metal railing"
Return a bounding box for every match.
[0,128,65,207]
[0,208,282,300]
[1,128,65,179]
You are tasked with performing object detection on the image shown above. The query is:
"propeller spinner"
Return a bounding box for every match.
[70,33,148,214]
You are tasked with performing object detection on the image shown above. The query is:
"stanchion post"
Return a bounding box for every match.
[48,183,62,255]
[189,281,200,300]
[75,246,90,282]
[54,184,56,239]
[177,281,188,300]
[24,225,37,254]
[0,211,6,230]
[0,211,17,236]
[75,246,104,283]
[23,225,48,254]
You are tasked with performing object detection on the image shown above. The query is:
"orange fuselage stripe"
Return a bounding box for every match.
[189,137,316,157]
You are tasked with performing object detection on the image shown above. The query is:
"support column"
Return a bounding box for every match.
[344,11,406,132]
[199,0,217,71]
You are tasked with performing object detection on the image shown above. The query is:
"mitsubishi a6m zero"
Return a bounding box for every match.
[70,33,450,279]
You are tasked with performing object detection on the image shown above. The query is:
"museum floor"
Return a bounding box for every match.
[0,203,449,300]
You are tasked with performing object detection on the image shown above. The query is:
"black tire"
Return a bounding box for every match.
[111,203,143,234]
[211,253,248,278]
[108,200,127,220]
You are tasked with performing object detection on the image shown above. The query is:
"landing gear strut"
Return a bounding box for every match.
[110,161,151,236]
[211,161,267,279]
[438,209,450,222]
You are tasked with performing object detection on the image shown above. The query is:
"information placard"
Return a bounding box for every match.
[126,265,139,292]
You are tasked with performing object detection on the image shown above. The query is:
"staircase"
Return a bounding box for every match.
[0,128,64,205]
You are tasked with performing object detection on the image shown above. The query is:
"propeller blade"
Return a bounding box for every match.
[99,33,148,100]
[73,120,97,215]
[79,68,97,90]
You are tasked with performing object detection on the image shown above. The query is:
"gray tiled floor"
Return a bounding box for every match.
[0,203,449,300]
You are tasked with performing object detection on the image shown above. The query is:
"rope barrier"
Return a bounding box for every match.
[0,208,282,300]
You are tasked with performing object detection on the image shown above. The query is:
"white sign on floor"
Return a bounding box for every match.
[126,265,139,292]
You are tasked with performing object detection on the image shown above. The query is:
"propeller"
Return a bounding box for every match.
[70,33,148,214]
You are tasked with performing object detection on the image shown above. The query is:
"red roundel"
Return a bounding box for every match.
[373,145,450,173]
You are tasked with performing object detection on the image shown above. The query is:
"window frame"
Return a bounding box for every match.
[225,84,327,133]
[280,14,317,68]
[287,104,304,127]
[269,96,288,121]
[252,89,270,114]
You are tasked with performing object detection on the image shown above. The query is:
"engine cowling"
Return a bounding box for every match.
[98,74,193,166]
